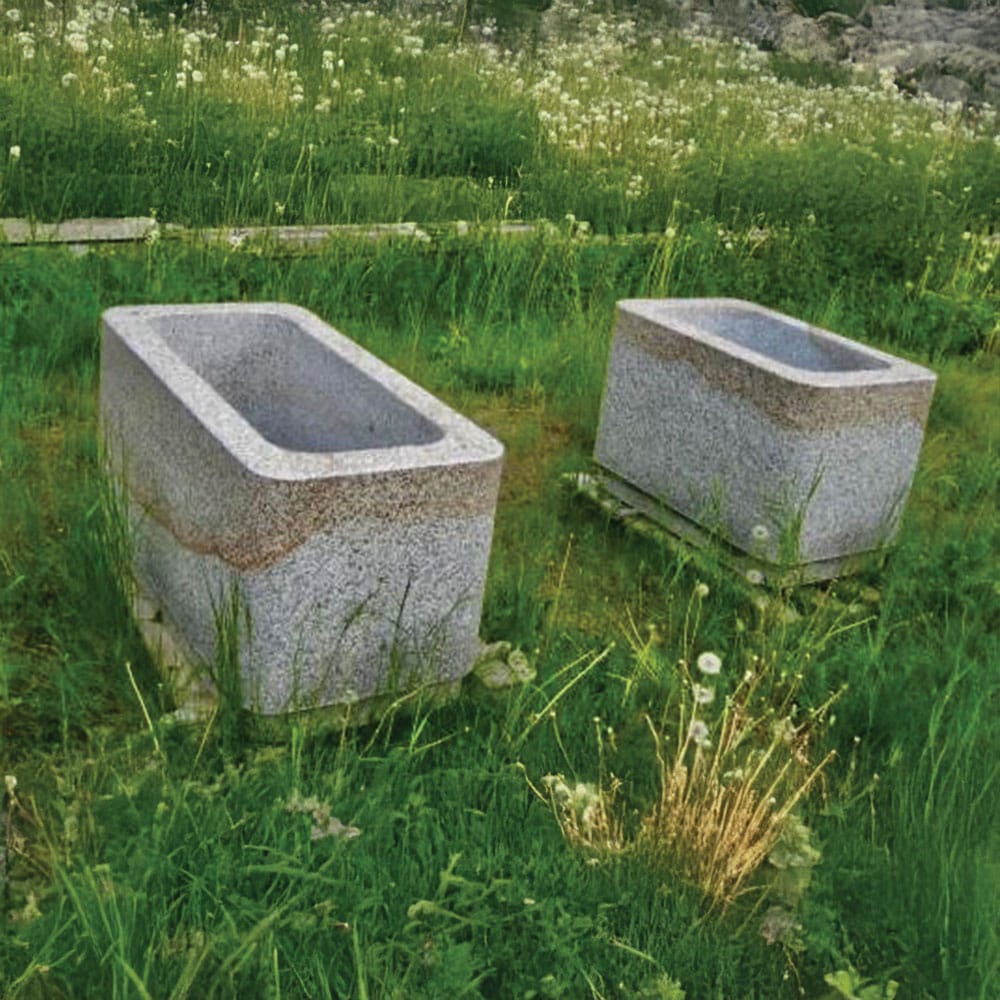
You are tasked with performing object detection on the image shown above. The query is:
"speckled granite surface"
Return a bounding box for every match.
[594,299,936,568]
[101,303,503,715]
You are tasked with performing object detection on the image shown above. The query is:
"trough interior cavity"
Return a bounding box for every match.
[153,312,445,453]
[669,305,890,373]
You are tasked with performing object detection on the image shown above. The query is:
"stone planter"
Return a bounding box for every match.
[101,303,503,715]
[594,298,936,580]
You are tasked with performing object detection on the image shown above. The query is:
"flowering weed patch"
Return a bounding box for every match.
[637,643,839,911]
[534,585,840,912]
[0,0,997,234]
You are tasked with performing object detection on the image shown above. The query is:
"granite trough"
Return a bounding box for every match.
[594,298,936,580]
[101,303,503,715]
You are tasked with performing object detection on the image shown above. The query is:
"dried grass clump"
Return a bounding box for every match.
[532,582,842,911]
[637,667,837,910]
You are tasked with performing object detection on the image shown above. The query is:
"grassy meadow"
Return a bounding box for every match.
[1,0,999,997]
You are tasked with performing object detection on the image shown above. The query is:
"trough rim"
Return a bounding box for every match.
[616,297,938,390]
[102,301,504,483]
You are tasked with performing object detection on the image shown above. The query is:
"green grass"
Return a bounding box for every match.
[1,0,999,997]
[1,233,997,998]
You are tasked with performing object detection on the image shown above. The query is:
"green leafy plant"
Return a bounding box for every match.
[823,966,899,1000]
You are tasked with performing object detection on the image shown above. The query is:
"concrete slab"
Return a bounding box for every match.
[0,217,157,244]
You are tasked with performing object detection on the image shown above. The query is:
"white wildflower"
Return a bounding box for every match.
[688,719,711,749]
[8,145,20,161]
[692,683,715,706]
[696,652,722,676]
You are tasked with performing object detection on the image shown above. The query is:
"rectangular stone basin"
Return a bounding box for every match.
[594,298,937,578]
[100,303,503,715]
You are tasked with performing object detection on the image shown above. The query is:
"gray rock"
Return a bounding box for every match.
[470,641,536,692]
[666,0,1000,107]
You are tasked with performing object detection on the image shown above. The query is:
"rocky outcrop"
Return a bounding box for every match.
[846,0,1000,105]
[678,0,1000,107]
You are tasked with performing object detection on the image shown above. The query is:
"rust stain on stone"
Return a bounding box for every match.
[616,311,935,431]
[129,459,502,573]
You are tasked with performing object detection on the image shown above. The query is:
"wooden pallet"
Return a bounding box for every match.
[563,470,882,589]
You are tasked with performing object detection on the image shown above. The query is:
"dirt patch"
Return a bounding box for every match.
[462,394,579,507]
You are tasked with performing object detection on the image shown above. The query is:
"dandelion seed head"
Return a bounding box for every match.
[8,145,20,161]
[692,683,715,706]
[696,652,722,676]
[688,719,711,749]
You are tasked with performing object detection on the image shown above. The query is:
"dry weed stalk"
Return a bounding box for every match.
[535,773,627,856]
[532,583,841,910]
[639,674,837,910]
